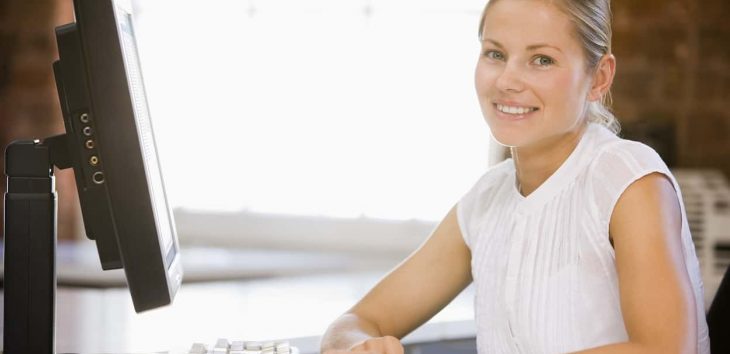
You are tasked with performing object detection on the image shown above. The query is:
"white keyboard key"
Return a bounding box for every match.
[275,341,291,354]
[245,341,262,350]
[213,338,230,354]
[190,338,298,354]
[230,340,245,354]
[188,342,208,354]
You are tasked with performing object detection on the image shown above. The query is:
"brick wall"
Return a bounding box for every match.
[612,0,730,175]
[0,0,78,240]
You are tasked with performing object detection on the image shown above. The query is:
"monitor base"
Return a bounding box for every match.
[3,137,70,354]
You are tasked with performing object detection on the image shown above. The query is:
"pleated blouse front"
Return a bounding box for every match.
[457,123,709,354]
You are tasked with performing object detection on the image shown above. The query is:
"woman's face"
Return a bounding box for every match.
[475,0,594,149]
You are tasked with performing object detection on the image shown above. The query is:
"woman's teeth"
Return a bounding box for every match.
[496,104,538,115]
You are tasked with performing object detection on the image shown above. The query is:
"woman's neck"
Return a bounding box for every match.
[511,124,588,196]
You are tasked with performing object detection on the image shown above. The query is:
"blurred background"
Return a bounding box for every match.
[0,0,728,286]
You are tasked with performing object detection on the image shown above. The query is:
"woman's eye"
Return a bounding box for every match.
[484,50,505,61]
[532,55,554,66]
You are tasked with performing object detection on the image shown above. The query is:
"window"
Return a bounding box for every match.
[131,0,491,247]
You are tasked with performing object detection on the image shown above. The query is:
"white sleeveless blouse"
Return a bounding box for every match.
[457,123,710,353]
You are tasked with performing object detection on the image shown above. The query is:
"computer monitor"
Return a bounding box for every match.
[56,0,184,312]
[4,0,182,342]
[4,0,181,351]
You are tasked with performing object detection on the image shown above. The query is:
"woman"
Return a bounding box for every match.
[320,0,710,353]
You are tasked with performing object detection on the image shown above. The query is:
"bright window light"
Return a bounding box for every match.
[132,0,491,222]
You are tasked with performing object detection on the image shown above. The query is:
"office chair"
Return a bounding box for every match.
[708,263,730,353]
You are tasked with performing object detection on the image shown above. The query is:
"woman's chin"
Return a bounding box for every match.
[486,119,527,146]
[489,130,527,148]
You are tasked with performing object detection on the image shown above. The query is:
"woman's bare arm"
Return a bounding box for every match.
[321,205,472,353]
[573,172,698,354]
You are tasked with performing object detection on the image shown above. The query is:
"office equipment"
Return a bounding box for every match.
[673,169,730,353]
[3,0,182,352]
[188,339,298,354]
[673,169,730,306]
[2,1,475,353]
[0,271,475,353]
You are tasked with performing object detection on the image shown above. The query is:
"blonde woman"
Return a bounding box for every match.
[321,0,710,353]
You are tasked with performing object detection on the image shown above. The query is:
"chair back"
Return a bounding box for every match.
[708,264,730,353]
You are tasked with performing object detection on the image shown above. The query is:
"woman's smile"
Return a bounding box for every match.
[492,101,540,121]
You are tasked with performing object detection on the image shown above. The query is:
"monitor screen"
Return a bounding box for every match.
[53,0,183,312]
[115,5,178,271]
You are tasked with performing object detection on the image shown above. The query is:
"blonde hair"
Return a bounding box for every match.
[478,0,620,134]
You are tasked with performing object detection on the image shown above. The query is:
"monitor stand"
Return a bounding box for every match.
[4,135,71,354]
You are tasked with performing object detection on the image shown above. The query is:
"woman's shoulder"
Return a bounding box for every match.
[582,125,676,224]
[471,157,515,192]
[586,125,669,176]
[583,123,666,173]
[458,158,514,214]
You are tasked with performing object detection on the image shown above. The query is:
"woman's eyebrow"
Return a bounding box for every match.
[526,43,563,53]
[482,38,505,48]
[482,38,563,53]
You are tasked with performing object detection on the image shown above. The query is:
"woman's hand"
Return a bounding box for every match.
[323,336,405,354]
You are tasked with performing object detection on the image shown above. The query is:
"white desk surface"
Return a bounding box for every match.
[0,242,402,287]
[0,271,476,354]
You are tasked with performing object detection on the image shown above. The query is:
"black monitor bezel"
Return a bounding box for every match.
[66,0,183,312]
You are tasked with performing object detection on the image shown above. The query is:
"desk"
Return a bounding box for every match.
[0,271,476,354]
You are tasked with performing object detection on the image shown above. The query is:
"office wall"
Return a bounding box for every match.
[611,0,730,173]
[0,0,728,240]
[0,0,79,240]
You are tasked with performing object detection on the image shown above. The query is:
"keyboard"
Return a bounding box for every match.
[188,338,299,354]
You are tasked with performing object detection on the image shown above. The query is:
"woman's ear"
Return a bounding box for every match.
[588,54,616,102]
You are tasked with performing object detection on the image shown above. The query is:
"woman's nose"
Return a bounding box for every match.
[495,62,525,93]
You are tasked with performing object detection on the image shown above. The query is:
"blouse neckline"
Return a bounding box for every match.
[509,123,600,212]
